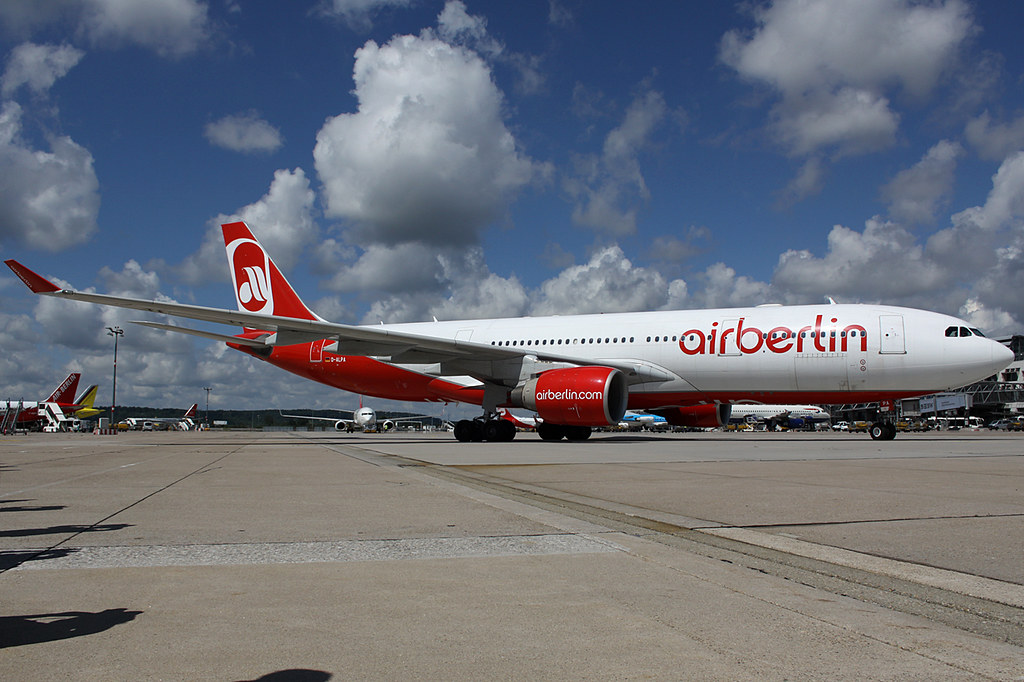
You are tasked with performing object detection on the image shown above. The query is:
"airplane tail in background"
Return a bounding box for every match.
[184,403,198,418]
[75,384,98,407]
[46,373,81,404]
[222,222,321,324]
[73,384,100,418]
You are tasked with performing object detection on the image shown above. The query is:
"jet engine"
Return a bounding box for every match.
[510,367,628,426]
[655,403,731,428]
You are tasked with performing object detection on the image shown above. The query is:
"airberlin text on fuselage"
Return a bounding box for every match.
[679,314,868,356]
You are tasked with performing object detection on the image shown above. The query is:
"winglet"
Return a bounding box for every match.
[5,260,61,293]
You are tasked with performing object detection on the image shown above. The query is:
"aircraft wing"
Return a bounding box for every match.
[279,410,354,424]
[5,260,676,385]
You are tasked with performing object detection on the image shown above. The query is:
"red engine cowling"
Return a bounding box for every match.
[511,367,628,426]
[656,403,731,428]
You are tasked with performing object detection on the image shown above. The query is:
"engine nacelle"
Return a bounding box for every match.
[656,403,731,428]
[510,367,628,426]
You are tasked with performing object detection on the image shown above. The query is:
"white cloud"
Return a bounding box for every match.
[882,140,963,225]
[0,0,211,58]
[437,0,503,58]
[774,218,948,301]
[949,151,1024,231]
[316,0,413,31]
[721,0,972,99]
[965,110,1024,162]
[176,167,316,285]
[530,245,679,316]
[79,0,212,58]
[204,112,283,154]
[2,42,84,96]
[0,101,99,251]
[313,30,540,247]
[720,0,974,192]
[564,89,668,235]
[775,88,899,158]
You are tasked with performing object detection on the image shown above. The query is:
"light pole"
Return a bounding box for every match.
[106,326,124,430]
[203,386,212,430]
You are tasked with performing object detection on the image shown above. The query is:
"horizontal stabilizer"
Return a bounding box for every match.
[130,320,271,348]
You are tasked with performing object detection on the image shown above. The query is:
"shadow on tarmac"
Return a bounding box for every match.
[0,547,78,570]
[237,671,332,682]
[0,523,131,538]
[0,608,141,648]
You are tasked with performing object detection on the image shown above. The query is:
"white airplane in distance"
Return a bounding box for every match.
[729,404,831,428]
[120,404,199,430]
[281,401,427,432]
[5,221,1013,443]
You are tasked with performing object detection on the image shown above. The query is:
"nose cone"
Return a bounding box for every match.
[993,340,1015,374]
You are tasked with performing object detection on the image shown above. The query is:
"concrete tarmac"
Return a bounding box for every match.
[2,429,1023,680]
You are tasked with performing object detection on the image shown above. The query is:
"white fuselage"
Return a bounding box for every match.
[377,303,1011,407]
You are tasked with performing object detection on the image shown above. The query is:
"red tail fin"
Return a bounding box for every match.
[222,222,320,322]
[47,373,81,403]
[184,403,198,418]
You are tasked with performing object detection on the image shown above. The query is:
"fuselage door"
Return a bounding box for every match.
[879,315,906,355]
[310,338,329,363]
[717,319,741,356]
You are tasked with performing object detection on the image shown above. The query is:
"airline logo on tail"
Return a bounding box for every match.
[227,238,274,314]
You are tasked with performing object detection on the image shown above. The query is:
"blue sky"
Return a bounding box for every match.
[2,0,1024,412]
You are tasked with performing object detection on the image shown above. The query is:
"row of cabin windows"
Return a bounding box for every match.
[490,337,637,347]
[682,329,866,341]
[488,329,867,348]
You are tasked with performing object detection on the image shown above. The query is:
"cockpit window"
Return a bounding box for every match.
[945,326,987,338]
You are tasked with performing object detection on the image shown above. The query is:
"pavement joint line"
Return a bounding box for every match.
[701,526,1024,609]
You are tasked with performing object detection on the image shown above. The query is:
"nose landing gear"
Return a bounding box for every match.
[869,421,897,440]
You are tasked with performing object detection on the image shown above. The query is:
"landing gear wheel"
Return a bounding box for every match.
[869,422,898,441]
[537,422,564,441]
[564,425,592,441]
[483,419,516,442]
[454,419,483,442]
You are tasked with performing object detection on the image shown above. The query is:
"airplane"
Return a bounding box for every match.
[1,372,82,430]
[118,404,198,431]
[5,221,1014,443]
[498,408,539,430]
[72,385,101,420]
[728,403,831,429]
[281,399,427,432]
[618,411,670,431]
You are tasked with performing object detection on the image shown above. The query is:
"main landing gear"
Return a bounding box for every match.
[537,423,591,441]
[869,421,897,440]
[453,418,516,442]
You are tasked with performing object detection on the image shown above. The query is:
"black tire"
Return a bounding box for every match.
[497,419,516,442]
[454,420,474,442]
[564,425,592,441]
[869,423,886,440]
[537,422,564,441]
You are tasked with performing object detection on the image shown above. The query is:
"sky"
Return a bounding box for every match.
[2,0,1024,414]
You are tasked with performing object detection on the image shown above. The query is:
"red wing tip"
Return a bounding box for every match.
[4,259,61,293]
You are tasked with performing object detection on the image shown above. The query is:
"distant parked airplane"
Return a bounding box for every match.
[1,372,82,430]
[281,399,427,432]
[729,403,831,428]
[119,404,198,431]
